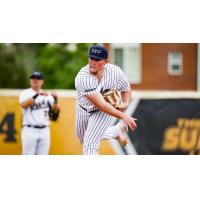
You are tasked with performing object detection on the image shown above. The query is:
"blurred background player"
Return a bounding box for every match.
[75,45,137,155]
[19,71,60,155]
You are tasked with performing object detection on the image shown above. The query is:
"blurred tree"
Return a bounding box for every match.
[0,44,28,88]
[38,43,94,89]
[0,43,95,89]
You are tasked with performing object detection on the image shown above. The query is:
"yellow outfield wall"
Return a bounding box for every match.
[0,90,115,155]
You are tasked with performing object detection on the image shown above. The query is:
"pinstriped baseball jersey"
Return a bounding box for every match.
[75,63,131,155]
[75,63,130,112]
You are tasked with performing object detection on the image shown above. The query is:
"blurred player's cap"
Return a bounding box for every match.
[30,71,44,80]
[88,45,108,61]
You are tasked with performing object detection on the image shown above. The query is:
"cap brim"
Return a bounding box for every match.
[89,55,105,61]
[30,75,43,80]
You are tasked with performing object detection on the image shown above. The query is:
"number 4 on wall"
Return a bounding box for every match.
[0,113,17,142]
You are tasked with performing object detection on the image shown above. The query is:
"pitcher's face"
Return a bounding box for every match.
[89,58,107,75]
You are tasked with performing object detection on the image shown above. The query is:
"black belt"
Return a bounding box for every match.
[79,105,98,113]
[24,125,47,129]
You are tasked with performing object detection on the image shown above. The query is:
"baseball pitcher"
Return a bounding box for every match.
[75,45,137,155]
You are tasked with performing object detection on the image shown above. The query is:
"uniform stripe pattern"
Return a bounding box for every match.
[75,63,130,155]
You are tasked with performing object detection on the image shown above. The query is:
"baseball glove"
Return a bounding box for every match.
[49,108,60,121]
[102,90,126,109]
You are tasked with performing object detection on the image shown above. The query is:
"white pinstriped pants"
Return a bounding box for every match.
[75,106,120,155]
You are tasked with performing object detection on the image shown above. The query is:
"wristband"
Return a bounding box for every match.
[53,96,58,104]
[32,93,39,100]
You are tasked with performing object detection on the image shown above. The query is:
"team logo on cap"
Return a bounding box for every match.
[34,72,41,75]
[91,48,101,54]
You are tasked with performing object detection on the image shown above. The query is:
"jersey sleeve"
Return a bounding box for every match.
[75,75,98,96]
[116,67,131,92]
[19,90,30,104]
[48,95,54,106]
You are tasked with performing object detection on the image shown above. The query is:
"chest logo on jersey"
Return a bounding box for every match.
[84,88,96,93]
[30,100,49,111]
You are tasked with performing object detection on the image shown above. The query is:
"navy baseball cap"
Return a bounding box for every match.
[30,71,44,80]
[88,45,108,60]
